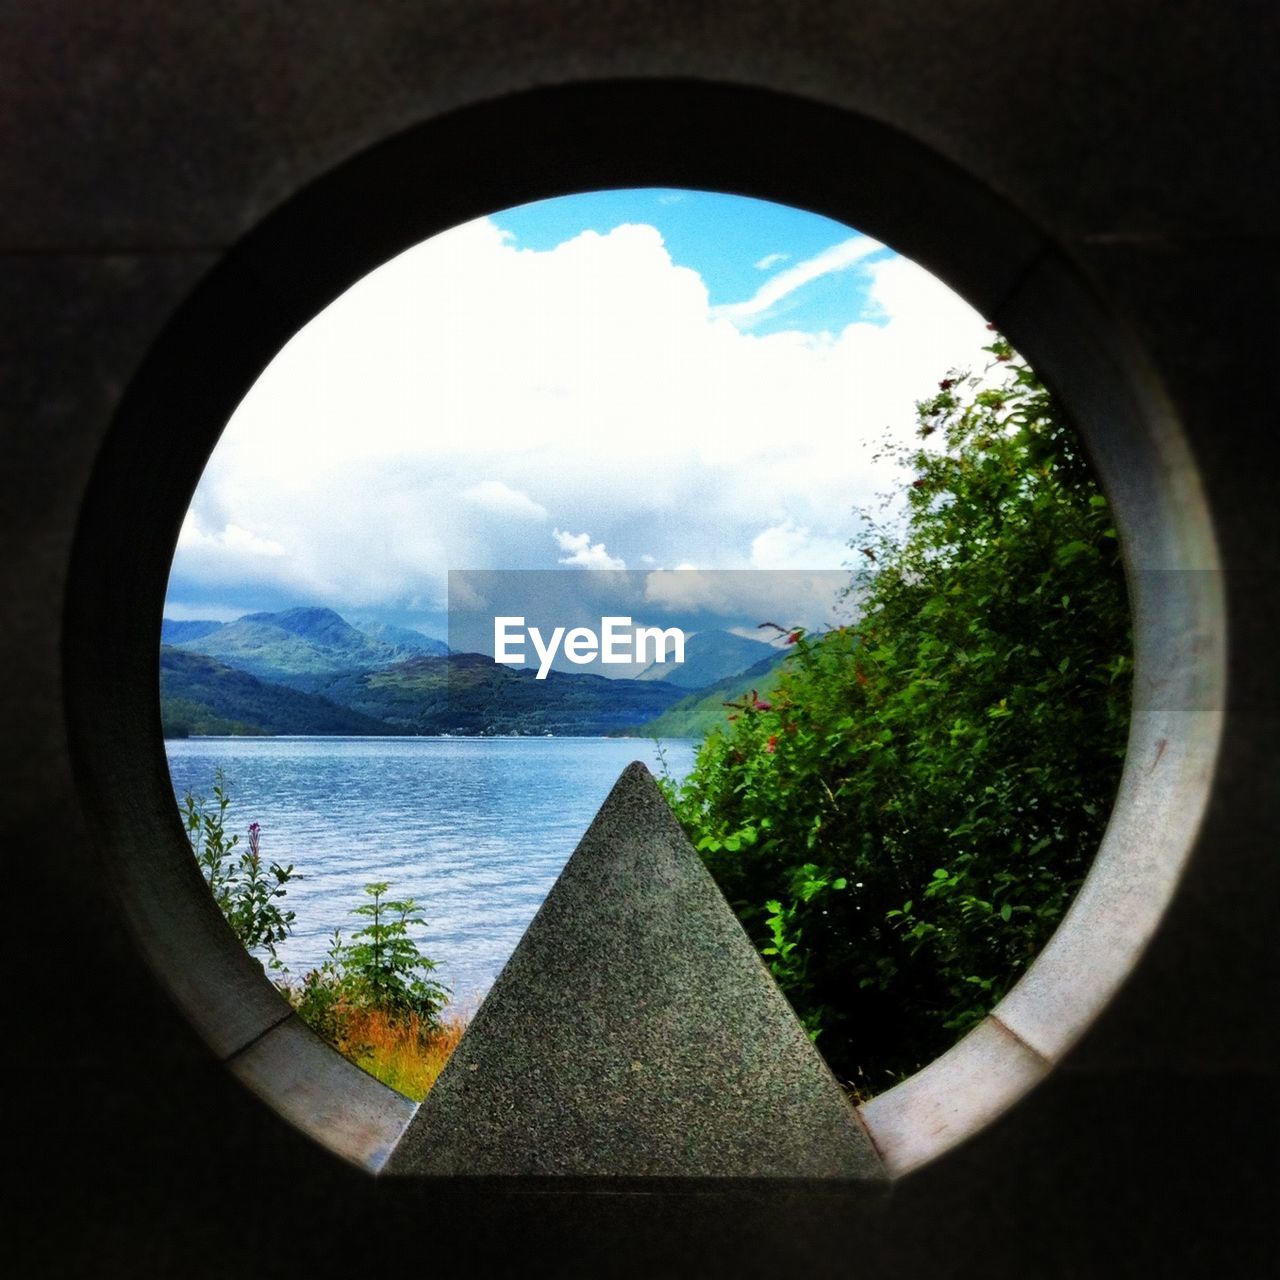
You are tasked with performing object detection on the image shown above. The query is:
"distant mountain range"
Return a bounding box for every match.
[160,619,227,646]
[163,607,448,684]
[159,606,781,739]
[635,627,778,690]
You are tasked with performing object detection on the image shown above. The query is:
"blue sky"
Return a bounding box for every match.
[166,189,991,638]
[493,189,894,336]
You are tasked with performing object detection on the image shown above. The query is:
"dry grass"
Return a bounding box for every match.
[338,1007,469,1102]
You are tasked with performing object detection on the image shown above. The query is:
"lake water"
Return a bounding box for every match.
[164,736,698,1010]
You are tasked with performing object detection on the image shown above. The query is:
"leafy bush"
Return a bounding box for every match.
[289,881,450,1026]
[282,882,451,1086]
[183,770,296,968]
[182,775,456,1098]
[663,340,1132,1093]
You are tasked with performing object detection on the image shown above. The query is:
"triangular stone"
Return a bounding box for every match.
[386,762,884,1178]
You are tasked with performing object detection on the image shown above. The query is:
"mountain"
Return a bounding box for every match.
[299,652,687,736]
[348,618,449,658]
[171,606,431,684]
[160,606,774,736]
[636,628,779,690]
[161,618,225,645]
[625,648,794,739]
[160,647,399,737]
[159,640,687,737]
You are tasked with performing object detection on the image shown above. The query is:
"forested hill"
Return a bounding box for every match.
[294,652,686,736]
[160,648,398,737]
[160,646,689,737]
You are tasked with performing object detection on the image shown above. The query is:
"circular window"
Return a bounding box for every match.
[63,81,1224,1177]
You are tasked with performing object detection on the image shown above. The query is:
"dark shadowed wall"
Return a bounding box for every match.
[3,5,1277,1277]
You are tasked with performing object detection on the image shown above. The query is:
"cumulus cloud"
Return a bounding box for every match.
[167,207,991,623]
[553,528,626,571]
[749,520,851,571]
[178,516,286,558]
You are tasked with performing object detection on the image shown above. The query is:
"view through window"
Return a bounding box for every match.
[162,189,1130,1101]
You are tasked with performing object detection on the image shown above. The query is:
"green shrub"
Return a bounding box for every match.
[183,770,297,969]
[284,882,450,1048]
[663,340,1131,1093]
[182,774,454,1093]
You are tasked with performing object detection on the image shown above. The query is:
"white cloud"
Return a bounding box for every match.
[177,515,286,558]
[169,209,992,620]
[642,569,849,631]
[754,252,790,271]
[713,236,883,327]
[749,520,851,570]
[162,600,249,623]
[642,569,724,613]
[553,528,626,570]
[447,576,489,611]
[463,480,548,521]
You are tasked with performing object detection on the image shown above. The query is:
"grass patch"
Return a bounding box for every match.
[327,1005,469,1102]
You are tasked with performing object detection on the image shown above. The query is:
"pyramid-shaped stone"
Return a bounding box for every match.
[386,763,884,1178]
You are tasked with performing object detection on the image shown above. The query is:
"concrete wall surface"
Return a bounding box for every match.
[2,4,1277,1277]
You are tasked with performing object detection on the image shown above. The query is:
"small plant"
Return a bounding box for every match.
[182,773,460,1098]
[286,929,349,1045]
[281,883,454,1099]
[183,770,297,969]
[337,881,451,1023]
[278,886,449,1032]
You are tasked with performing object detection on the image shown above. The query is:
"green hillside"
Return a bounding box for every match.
[302,652,686,735]
[160,646,687,737]
[627,648,794,740]
[160,647,398,737]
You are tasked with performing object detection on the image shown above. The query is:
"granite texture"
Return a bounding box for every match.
[388,763,883,1178]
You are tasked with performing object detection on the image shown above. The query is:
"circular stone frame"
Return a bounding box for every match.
[63,79,1224,1178]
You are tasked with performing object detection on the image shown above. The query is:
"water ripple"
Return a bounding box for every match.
[164,736,696,1010]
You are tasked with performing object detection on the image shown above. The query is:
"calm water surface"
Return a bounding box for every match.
[164,736,697,1010]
